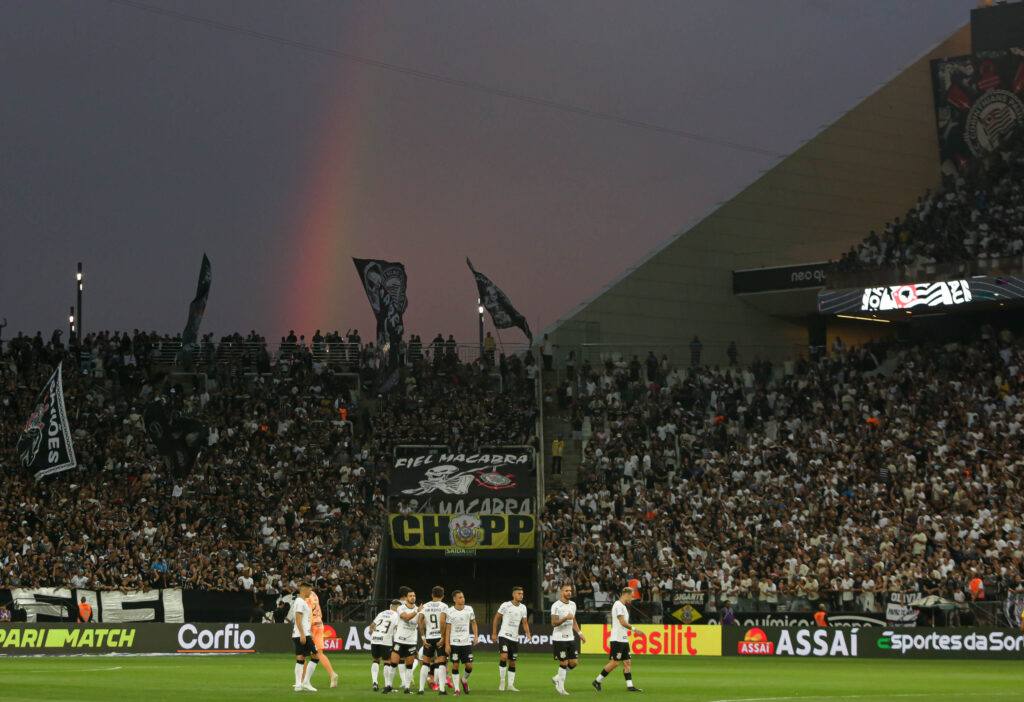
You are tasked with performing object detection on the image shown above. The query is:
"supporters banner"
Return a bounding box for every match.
[17,363,76,481]
[389,513,535,552]
[466,258,532,341]
[579,624,722,657]
[391,446,535,513]
[931,49,1024,171]
[3,588,185,623]
[353,257,407,392]
[885,591,921,626]
[143,402,205,480]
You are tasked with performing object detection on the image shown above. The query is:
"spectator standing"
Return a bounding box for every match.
[689,336,702,366]
[552,435,565,475]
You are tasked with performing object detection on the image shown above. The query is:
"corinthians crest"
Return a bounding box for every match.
[449,515,484,549]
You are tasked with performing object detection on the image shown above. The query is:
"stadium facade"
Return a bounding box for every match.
[545,25,973,365]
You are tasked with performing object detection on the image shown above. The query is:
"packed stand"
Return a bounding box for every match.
[0,330,392,610]
[835,134,1024,271]
[541,330,1024,617]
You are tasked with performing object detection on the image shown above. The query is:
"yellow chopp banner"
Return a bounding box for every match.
[389,514,535,550]
[580,624,722,656]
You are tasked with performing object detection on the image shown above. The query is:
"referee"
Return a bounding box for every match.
[593,586,642,692]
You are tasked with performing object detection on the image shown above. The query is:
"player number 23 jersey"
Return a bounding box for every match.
[370,609,399,645]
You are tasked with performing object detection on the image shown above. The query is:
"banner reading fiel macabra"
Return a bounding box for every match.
[391,446,534,513]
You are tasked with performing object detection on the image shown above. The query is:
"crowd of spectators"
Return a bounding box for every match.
[835,134,1024,272]
[541,326,1024,620]
[0,327,535,620]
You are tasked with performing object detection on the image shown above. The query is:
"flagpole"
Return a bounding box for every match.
[477,298,484,361]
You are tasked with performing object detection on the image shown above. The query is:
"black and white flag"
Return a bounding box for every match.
[467,258,532,341]
[18,363,77,481]
[353,257,407,391]
[178,253,212,363]
[143,402,205,480]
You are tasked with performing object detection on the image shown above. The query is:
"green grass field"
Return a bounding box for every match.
[0,653,1019,702]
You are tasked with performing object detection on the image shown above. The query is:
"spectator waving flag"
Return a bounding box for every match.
[143,401,206,480]
[178,253,212,364]
[17,363,76,481]
[353,257,408,392]
[466,257,532,341]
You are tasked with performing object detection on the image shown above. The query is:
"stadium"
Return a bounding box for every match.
[4,1,1024,700]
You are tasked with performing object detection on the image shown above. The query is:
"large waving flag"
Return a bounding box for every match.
[353,258,408,392]
[467,258,532,341]
[178,253,212,363]
[18,363,76,480]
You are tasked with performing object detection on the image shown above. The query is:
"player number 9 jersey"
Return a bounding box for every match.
[421,601,448,639]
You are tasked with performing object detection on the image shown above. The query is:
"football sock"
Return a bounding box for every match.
[419,662,429,691]
[371,662,379,683]
[625,672,635,689]
[405,663,414,688]
[294,662,304,686]
[499,660,507,685]
[463,667,472,681]
[384,663,395,688]
[596,670,608,683]
[508,670,516,687]
[557,667,568,683]
[302,661,317,684]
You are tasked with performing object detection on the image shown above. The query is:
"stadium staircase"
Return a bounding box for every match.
[541,368,580,490]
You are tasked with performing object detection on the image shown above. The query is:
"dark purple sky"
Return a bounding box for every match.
[1,0,976,348]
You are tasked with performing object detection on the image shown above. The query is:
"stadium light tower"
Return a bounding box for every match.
[76,262,83,343]
[478,298,485,359]
[69,307,76,342]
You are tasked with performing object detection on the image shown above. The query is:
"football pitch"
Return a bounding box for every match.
[0,653,1018,701]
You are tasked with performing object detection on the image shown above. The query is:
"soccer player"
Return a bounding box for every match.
[550,583,586,696]
[445,589,478,696]
[492,586,532,692]
[593,586,642,693]
[289,582,321,692]
[303,585,339,688]
[386,588,422,694]
[419,585,451,695]
[370,600,401,692]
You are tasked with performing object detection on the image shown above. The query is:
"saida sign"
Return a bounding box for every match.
[389,513,535,551]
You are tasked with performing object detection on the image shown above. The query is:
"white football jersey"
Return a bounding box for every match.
[496,601,528,640]
[290,596,312,638]
[610,600,630,643]
[446,605,476,646]
[394,603,421,645]
[370,608,399,645]
[550,599,577,641]
[420,600,448,639]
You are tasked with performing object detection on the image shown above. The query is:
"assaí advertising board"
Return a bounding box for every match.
[728,627,860,658]
[724,627,1024,660]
